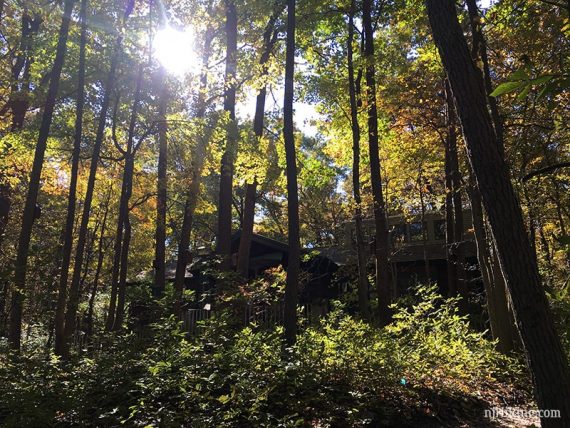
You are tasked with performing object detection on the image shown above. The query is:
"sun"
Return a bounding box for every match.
[154,26,196,76]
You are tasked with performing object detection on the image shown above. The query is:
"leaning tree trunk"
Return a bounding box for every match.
[9,0,75,351]
[54,0,88,356]
[216,0,238,270]
[283,0,300,346]
[363,0,391,324]
[61,33,123,358]
[426,1,570,423]
[347,2,370,319]
[464,0,516,352]
[236,6,282,278]
[172,28,215,317]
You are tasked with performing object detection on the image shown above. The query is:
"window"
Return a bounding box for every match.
[433,219,446,240]
[409,222,427,242]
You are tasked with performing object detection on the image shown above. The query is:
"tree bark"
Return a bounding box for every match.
[464,0,516,351]
[363,0,391,324]
[54,0,88,356]
[216,0,238,270]
[426,1,570,423]
[154,70,168,297]
[347,3,370,319]
[61,33,123,358]
[236,8,281,278]
[468,176,515,353]
[283,0,300,346]
[465,0,504,157]
[109,68,144,330]
[172,29,215,317]
[9,0,75,351]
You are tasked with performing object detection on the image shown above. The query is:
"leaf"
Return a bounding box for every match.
[531,75,554,85]
[509,68,529,81]
[490,81,524,97]
[218,394,231,404]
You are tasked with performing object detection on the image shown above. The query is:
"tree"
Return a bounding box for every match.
[109,67,146,331]
[347,1,370,319]
[173,25,216,317]
[54,0,88,356]
[362,0,391,323]
[425,0,570,423]
[236,5,283,278]
[9,0,75,350]
[61,30,124,358]
[216,0,238,270]
[283,0,299,346]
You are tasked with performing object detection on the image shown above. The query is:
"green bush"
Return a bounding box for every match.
[0,283,526,427]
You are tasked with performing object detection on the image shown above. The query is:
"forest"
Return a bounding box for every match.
[0,0,569,426]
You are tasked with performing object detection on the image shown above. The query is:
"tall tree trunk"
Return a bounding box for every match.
[109,68,144,330]
[468,176,515,353]
[236,7,282,278]
[106,68,144,329]
[465,0,504,157]
[154,71,168,297]
[426,1,570,423]
[444,132,458,296]
[172,30,215,317]
[61,33,123,358]
[347,4,370,319]
[54,0,88,356]
[216,0,238,270]
[363,0,391,323]
[444,79,466,298]
[283,0,300,346]
[9,0,75,351]
[464,0,516,350]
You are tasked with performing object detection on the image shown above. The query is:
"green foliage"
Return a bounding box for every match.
[387,285,522,390]
[0,284,526,427]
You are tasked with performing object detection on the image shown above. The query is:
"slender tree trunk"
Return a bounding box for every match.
[54,0,88,356]
[444,80,466,298]
[86,199,109,344]
[236,7,282,278]
[347,3,370,319]
[426,1,570,422]
[9,0,75,350]
[110,70,144,330]
[0,183,10,249]
[283,0,300,346]
[464,0,517,349]
[444,133,458,296]
[465,0,504,157]
[106,68,144,329]
[363,0,391,324]
[113,214,131,330]
[217,0,238,270]
[154,71,168,296]
[468,176,515,353]
[61,34,122,358]
[172,28,214,317]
